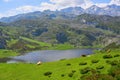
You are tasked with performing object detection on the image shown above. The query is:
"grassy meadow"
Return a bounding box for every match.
[0,50,18,58]
[0,49,120,80]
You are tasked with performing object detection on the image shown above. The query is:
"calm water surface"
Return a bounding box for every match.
[7,49,93,63]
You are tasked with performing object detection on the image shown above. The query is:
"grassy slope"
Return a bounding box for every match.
[0,50,18,58]
[21,37,51,47]
[21,37,74,50]
[0,49,120,80]
[0,37,74,58]
[11,37,74,49]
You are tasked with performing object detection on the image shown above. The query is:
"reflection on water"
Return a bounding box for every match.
[7,49,93,63]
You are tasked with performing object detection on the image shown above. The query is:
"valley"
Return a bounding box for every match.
[0,1,120,79]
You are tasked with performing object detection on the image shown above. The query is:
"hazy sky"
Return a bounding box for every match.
[0,0,117,18]
[92,0,110,3]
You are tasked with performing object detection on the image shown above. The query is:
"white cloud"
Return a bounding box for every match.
[0,5,41,18]
[40,0,93,10]
[96,0,120,8]
[40,2,57,11]
[0,0,94,18]
[15,6,40,13]
[95,3,108,8]
[110,0,120,5]
[0,14,4,18]
[3,0,11,2]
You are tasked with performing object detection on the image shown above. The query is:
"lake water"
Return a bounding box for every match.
[7,49,93,63]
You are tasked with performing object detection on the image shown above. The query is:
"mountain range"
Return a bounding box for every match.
[0,1,120,51]
[0,4,120,23]
[0,13,120,50]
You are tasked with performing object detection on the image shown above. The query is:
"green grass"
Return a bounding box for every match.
[0,49,120,80]
[6,37,75,54]
[20,37,51,47]
[21,37,74,50]
[0,50,18,58]
[49,43,74,50]
[7,39,18,47]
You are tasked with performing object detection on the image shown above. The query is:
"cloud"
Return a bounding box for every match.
[0,5,41,18]
[110,0,120,5]
[40,0,93,10]
[0,0,94,18]
[40,2,57,11]
[95,3,108,7]
[96,0,120,8]
[15,6,40,13]
[0,14,4,18]
[3,0,11,2]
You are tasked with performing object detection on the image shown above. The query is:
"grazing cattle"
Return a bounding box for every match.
[37,61,42,65]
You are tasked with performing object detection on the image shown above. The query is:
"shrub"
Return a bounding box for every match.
[109,62,120,79]
[79,62,87,65]
[114,54,120,57]
[110,60,119,66]
[44,71,52,76]
[106,60,111,64]
[96,66,104,69]
[106,60,119,66]
[72,70,76,73]
[81,54,87,57]
[90,69,98,74]
[115,74,120,80]
[97,70,101,73]
[61,74,65,77]
[103,54,112,59]
[81,74,115,80]
[68,73,74,77]
[66,63,71,66]
[80,67,91,74]
[91,60,99,63]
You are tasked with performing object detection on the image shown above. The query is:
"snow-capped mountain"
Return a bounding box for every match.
[104,4,120,16]
[85,4,120,16]
[85,5,106,15]
[79,0,93,9]
[60,4,120,16]
[110,0,120,5]
[0,3,120,23]
[61,7,84,15]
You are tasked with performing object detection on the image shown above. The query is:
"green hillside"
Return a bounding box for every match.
[0,14,120,53]
[0,49,120,80]
[0,50,18,58]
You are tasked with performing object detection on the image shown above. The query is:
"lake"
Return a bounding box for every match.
[7,49,93,63]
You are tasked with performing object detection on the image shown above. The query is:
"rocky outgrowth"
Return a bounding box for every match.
[0,38,7,49]
[0,31,2,36]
